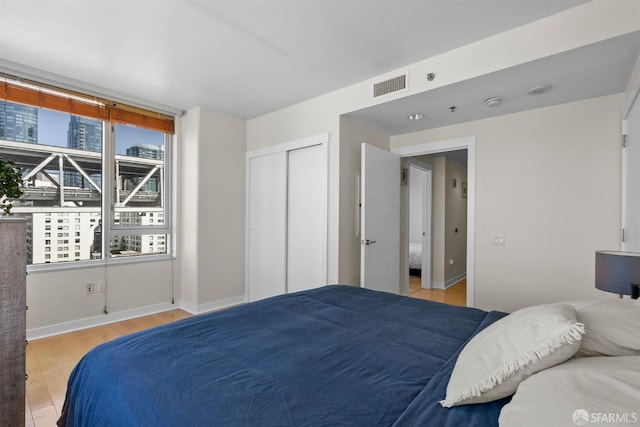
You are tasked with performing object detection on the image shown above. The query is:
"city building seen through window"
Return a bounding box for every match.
[0,99,171,266]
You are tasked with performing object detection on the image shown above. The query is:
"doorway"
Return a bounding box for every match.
[393,136,476,307]
[407,159,432,290]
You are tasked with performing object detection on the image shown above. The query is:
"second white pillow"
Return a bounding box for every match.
[564,298,640,357]
[440,303,584,407]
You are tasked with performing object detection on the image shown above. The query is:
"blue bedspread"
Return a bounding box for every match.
[58,285,508,427]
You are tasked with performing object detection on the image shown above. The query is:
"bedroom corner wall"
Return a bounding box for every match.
[179,107,246,312]
[179,108,200,308]
[391,94,624,312]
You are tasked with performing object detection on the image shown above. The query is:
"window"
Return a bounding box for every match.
[1,75,174,267]
[110,124,169,257]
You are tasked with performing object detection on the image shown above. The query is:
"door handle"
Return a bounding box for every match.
[363,239,377,246]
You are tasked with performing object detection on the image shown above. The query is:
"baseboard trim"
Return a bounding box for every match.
[433,281,445,290]
[179,295,246,315]
[27,295,248,340]
[432,274,466,290]
[27,301,177,340]
[445,273,466,289]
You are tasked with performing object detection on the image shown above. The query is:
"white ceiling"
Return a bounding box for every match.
[0,0,590,126]
[347,31,640,135]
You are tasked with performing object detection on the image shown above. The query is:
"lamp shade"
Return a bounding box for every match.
[595,251,640,296]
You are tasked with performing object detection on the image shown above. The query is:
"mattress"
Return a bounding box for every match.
[58,285,508,426]
[409,242,422,270]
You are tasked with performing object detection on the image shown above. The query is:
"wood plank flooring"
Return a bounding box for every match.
[25,283,465,427]
[25,310,192,427]
[408,276,467,306]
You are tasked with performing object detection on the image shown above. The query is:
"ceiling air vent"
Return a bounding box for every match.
[373,74,406,98]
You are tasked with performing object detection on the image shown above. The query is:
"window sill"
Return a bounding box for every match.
[27,253,175,274]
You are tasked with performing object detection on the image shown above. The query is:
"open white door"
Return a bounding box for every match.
[622,93,640,251]
[360,143,401,293]
[409,162,433,290]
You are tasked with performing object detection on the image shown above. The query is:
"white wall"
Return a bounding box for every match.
[624,46,640,114]
[432,156,446,286]
[247,1,639,287]
[180,108,200,306]
[180,107,247,312]
[408,166,424,244]
[392,94,624,312]
[26,259,175,338]
[444,157,467,284]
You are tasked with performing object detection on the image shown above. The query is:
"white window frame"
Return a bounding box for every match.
[26,119,175,274]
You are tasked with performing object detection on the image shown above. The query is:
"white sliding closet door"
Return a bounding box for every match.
[246,134,328,302]
[287,144,327,292]
[247,152,287,302]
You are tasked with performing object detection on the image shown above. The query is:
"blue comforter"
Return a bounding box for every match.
[58,285,508,426]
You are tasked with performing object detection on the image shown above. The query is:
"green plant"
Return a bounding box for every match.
[0,157,23,214]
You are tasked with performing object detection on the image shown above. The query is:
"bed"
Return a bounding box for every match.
[408,242,422,271]
[58,285,509,426]
[57,285,640,427]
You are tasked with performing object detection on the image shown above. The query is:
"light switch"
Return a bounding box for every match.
[493,234,506,245]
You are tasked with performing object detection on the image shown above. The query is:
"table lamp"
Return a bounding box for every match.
[595,251,640,299]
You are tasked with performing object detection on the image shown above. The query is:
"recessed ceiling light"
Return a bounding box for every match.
[408,113,424,120]
[527,84,552,96]
[484,97,502,107]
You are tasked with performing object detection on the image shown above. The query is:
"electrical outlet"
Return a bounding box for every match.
[86,283,95,294]
[97,281,106,293]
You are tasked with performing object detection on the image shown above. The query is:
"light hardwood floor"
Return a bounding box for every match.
[25,309,192,427]
[26,283,465,427]
[408,276,467,306]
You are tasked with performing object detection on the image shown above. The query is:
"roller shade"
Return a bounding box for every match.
[1,76,174,134]
[107,102,174,134]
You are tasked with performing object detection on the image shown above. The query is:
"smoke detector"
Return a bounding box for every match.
[484,97,502,107]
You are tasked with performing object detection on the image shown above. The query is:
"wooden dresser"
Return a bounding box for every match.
[0,218,27,426]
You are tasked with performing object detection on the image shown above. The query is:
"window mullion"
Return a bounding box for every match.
[102,123,115,261]
[163,133,172,238]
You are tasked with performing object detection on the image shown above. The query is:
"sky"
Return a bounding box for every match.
[37,108,164,155]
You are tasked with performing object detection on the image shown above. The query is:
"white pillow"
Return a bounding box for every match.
[440,303,584,407]
[499,356,640,427]
[564,299,640,357]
